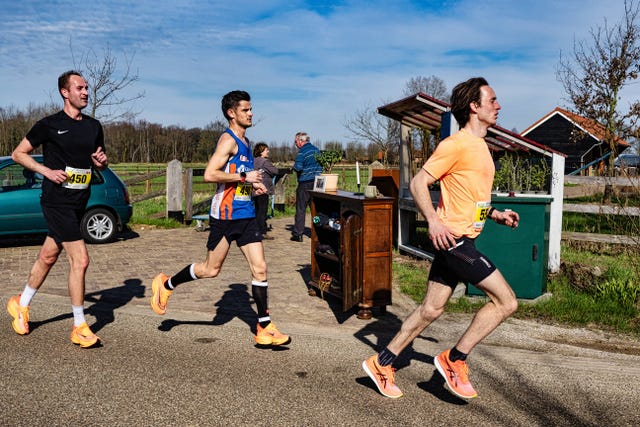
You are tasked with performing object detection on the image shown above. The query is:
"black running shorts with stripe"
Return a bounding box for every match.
[428,236,497,288]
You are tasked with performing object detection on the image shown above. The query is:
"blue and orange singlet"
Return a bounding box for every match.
[210,129,256,220]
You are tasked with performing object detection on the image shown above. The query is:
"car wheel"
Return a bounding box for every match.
[81,208,117,244]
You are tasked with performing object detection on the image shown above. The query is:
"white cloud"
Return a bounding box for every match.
[0,0,635,145]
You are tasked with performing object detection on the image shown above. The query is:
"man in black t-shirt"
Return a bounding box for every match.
[6,70,109,348]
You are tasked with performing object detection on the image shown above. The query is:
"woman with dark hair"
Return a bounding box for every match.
[253,142,278,239]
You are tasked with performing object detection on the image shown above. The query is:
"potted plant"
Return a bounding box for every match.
[315,150,343,192]
[315,150,343,174]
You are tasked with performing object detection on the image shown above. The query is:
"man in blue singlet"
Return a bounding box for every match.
[150,90,291,347]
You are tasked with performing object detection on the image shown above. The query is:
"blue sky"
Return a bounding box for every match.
[0,0,634,146]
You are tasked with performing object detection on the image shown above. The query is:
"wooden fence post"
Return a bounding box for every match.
[166,159,183,222]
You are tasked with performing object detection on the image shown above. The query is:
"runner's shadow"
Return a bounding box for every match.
[158,283,256,333]
[28,279,145,333]
[353,312,436,370]
[28,311,72,332]
[417,373,469,405]
[84,278,146,333]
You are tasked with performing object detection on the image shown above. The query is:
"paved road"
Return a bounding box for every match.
[1,217,639,426]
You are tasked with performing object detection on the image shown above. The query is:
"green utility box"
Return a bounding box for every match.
[467,195,552,299]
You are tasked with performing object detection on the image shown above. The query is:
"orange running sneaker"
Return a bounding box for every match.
[362,354,403,398]
[254,322,291,346]
[150,273,172,315]
[70,322,100,348]
[7,295,30,335]
[434,349,478,399]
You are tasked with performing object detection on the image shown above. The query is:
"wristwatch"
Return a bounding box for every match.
[240,171,247,183]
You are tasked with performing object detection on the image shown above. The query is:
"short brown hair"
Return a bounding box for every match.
[58,70,83,93]
[221,90,251,121]
[450,77,489,127]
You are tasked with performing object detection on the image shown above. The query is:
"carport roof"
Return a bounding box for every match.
[377,92,565,158]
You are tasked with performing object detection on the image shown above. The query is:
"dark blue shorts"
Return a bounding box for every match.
[41,204,84,243]
[428,237,497,287]
[206,217,262,250]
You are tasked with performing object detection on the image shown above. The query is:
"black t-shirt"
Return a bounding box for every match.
[26,110,105,208]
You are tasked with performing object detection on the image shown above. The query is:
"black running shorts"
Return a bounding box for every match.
[206,217,263,250]
[41,204,85,243]
[428,237,497,287]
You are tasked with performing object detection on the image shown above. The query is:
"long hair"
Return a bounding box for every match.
[221,90,251,120]
[450,77,488,127]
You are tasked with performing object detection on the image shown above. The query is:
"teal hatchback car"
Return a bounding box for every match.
[0,155,133,244]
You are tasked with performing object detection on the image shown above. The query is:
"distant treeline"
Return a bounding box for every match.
[1,104,387,164]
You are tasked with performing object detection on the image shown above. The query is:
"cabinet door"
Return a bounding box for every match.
[341,212,362,310]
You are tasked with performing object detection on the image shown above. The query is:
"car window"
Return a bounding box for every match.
[0,161,104,192]
[0,164,43,192]
[91,169,105,185]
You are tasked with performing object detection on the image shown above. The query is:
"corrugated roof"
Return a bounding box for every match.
[378,92,564,157]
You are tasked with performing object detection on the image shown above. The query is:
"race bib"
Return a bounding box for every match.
[234,182,252,201]
[62,166,92,189]
[473,201,491,230]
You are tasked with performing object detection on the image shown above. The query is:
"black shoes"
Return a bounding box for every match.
[290,234,303,242]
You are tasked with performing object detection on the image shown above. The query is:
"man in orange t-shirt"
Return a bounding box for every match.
[363,77,520,400]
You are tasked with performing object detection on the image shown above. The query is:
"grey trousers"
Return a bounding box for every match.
[293,180,314,236]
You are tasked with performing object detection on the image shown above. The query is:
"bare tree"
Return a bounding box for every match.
[558,0,640,275]
[344,103,400,166]
[403,75,450,102]
[556,0,640,179]
[71,40,145,123]
[403,75,450,162]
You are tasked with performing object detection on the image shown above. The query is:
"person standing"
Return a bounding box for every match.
[253,143,278,240]
[362,77,520,399]
[7,70,108,348]
[150,90,290,347]
[290,132,322,242]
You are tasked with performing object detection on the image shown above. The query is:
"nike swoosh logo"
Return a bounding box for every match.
[57,130,69,134]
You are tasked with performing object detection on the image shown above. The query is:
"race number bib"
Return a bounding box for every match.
[473,201,491,230]
[62,166,92,189]
[234,182,252,201]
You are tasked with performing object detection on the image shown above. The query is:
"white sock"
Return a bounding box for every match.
[19,285,37,306]
[72,305,87,327]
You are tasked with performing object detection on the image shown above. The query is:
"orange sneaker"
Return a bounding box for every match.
[434,349,478,399]
[150,273,172,315]
[70,322,100,348]
[7,295,30,335]
[254,322,291,346]
[362,354,403,398]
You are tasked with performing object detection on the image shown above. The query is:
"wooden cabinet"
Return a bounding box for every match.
[309,190,393,319]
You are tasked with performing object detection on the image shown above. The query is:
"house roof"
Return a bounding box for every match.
[378,92,564,158]
[521,107,630,148]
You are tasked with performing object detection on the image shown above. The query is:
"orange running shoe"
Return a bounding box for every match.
[362,354,403,398]
[434,349,478,399]
[150,273,172,315]
[254,322,291,346]
[7,295,30,335]
[70,322,100,348]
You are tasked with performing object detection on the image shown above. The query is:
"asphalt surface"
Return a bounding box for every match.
[1,216,640,426]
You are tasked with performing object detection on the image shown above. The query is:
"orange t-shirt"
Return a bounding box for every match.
[422,129,495,239]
